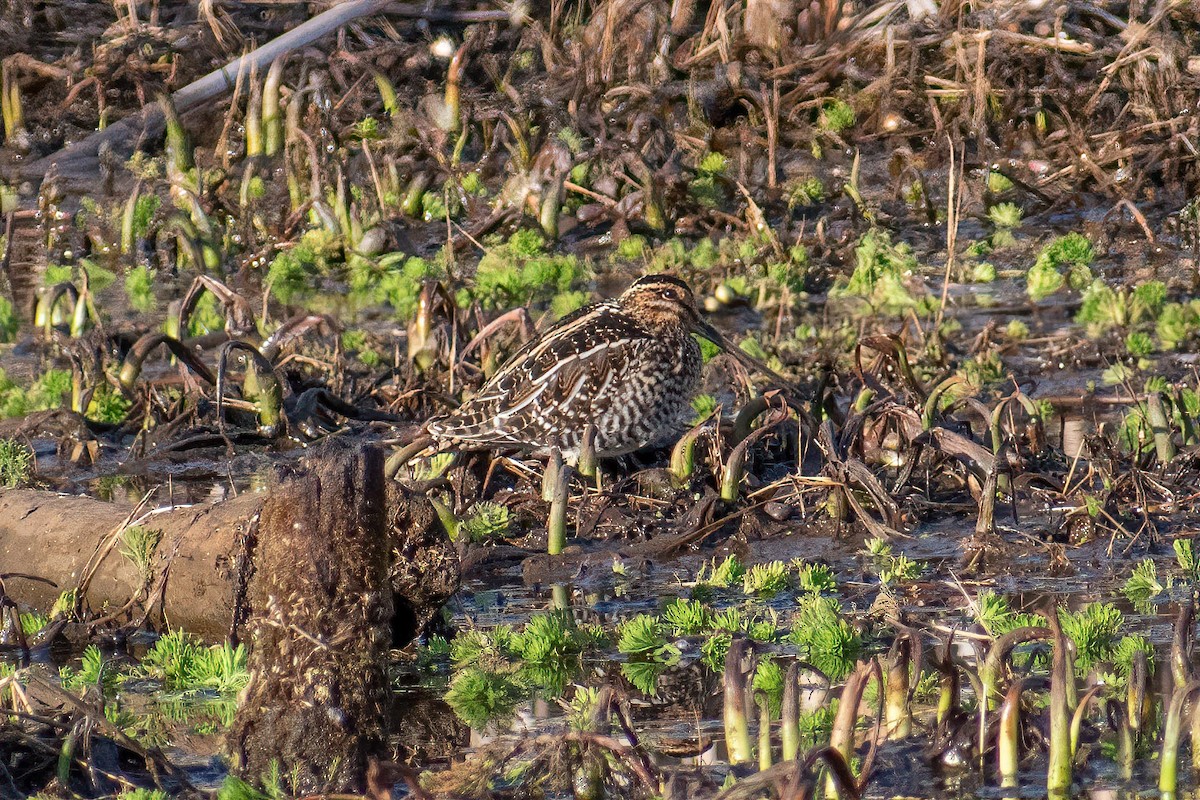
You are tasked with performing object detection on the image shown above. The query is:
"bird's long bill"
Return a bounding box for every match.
[694,318,795,389]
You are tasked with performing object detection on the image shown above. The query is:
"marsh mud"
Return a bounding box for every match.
[2,0,1200,798]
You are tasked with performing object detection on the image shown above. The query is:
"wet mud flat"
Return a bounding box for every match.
[1,0,1200,798]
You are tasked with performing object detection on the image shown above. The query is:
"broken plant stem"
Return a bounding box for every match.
[546,449,570,556]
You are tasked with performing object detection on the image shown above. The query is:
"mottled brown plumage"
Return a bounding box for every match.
[427,274,719,459]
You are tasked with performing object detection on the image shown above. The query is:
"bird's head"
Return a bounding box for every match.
[619,273,724,343]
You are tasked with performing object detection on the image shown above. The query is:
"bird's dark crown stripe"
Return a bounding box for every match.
[630,273,692,292]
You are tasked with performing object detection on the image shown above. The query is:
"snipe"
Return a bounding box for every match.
[427,274,722,460]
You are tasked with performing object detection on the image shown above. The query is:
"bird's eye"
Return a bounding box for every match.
[662,289,677,300]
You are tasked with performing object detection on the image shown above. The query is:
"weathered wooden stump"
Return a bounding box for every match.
[227,445,393,793]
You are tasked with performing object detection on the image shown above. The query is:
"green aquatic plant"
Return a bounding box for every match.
[1125,331,1154,358]
[0,437,33,487]
[266,229,340,305]
[449,626,516,669]
[971,261,997,283]
[20,611,48,636]
[359,254,443,319]
[0,295,17,342]
[60,645,118,696]
[87,384,133,424]
[617,614,680,695]
[753,657,785,716]
[458,502,512,543]
[125,265,157,313]
[743,561,791,597]
[831,228,924,316]
[1026,232,1095,301]
[819,99,856,133]
[1058,603,1123,675]
[788,594,860,680]
[467,230,585,310]
[973,591,1044,637]
[138,630,248,694]
[795,561,837,593]
[697,554,745,589]
[511,611,590,691]
[1076,279,1165,333]
[987,202,1023,230]
[119,788,169,800]
[118,525,162,582]
[662,598,712,635]
[0,368,74,419]
[787,176,825,208]
[988,171,1014,193]
[689,393,718,425]
[550,290,589,319]
[1174,539,1200,581]
[1123,560,1165,611]
[689,151,728,208]
[217,775,271,800]
[1156,301,1200,350]
[865,538,923,585]
[1006,319,1029,339]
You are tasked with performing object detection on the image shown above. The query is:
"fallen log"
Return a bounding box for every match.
[0,458,459,645]
[0,488,259,640]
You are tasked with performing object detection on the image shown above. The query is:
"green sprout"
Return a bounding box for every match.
[819,100,856,133]
[662,598,711,635]
[753,657,785,716]
[1158,302,1200,350]
[689,151,728,208]
[118,525,163,582]
[469,230,585,310]
[0,437,33,487]
[617,614,680,695]
[1058,603,1123,675]
[689,393,718,425]
[265,228,340,305]
[138,630,248,694]
[865,538,923,585]
[1077,279,1166,333]
[459,502,512,543]
[445,666,524,730]
[616,235,647,260]
[788,594,860,680]
[511,611,589,692]
[973,591,1043,637]
[987,171,1014,193]
[743,561,791,597]
[125,265,157,313]
[795,561,837,593]
[87,384,132,424]
[1175,539,1200,580]
[0,295,17,342]
[60,645,118,696]
[971,262,997,283]
[831,228,922,316]
[987,203,1023,229]
[1122,560,1164,611]
[1026,232,1095,301]
[786,176,825,208]
[1125,331,1154,358]
[1006,319,1029,339]
[20,611,48,636]
[696,554,745,588]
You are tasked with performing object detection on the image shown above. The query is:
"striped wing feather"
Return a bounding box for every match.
[430,302,647,448]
